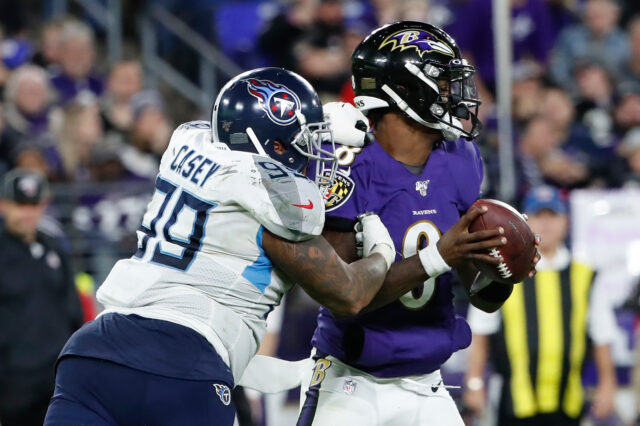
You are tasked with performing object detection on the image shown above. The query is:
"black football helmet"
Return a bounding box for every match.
[212,67,337,185]
[352,21,482,140]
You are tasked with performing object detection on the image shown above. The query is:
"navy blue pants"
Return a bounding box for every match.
[44,356,235,426]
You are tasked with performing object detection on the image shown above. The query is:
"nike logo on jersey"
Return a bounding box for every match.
[292,200,314,209]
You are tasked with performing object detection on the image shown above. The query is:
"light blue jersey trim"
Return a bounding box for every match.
[241,226,273,293]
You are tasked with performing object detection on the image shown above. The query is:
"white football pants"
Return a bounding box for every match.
[297,352,465,426]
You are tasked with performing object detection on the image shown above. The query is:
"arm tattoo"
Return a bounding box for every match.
[262,230,387,316]
[325,230,430,313]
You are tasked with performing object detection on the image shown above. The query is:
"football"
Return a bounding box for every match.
[468,199,537,284]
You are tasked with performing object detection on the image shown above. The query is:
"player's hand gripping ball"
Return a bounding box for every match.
[468,199,537,284]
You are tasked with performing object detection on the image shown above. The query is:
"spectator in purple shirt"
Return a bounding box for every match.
[0,103,47,178]
[49,21,104,105]
[450,0,554,94]
[549,0,628,94]
[4,65,63,140]
[3,65,65,179]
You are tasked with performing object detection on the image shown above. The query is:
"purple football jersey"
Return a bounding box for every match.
[310,139,483,378]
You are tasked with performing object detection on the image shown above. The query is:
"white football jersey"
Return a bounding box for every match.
[97,121,325,380]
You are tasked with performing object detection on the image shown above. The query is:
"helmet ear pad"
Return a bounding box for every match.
[269,139,300,169]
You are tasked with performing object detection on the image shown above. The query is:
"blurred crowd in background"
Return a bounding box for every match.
[1,0,640,205]
[0,0,640,425]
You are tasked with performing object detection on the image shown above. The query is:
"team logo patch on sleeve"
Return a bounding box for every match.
[213,383,231,405]
[320,170,355,212]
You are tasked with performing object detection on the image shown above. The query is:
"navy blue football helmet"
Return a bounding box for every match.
[352,21,482,140]
[212,67,337,186]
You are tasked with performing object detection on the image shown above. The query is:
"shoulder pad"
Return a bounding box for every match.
[441,138,478,157]
[333,143,368,170]
[443,139,483,209]
[176,120,211,131]
[170,121,212,144]
[160,122,214,169]
[319,142,375,213]
[226,156,325,241]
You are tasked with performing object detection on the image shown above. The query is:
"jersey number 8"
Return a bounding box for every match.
[399,220,441,309]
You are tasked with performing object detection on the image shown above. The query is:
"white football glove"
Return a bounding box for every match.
[354,212,396,270]
[323,102,373,147]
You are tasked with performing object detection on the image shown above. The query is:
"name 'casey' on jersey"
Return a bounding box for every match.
[96,121,325,381]
[311,138,483,378]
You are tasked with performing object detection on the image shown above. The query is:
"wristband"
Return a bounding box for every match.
[418,244,451,278]
[370,243,396,271]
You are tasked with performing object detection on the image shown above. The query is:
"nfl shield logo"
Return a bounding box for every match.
[415,180,430,197]
[343,378,357,395]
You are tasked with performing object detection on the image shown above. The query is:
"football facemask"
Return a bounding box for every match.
[289,111,338,188]
[406,59,482,140]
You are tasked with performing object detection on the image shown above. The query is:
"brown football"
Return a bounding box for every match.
[468,199,537,284]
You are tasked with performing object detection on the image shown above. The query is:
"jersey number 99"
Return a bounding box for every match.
[135,176,216,271]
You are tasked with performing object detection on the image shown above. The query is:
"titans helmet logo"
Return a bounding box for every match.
[379,29,455,58]
[246,78,301,126]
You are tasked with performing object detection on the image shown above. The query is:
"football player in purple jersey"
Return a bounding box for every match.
[297,22,539,426]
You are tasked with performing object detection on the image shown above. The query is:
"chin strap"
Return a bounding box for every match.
[246,127,268,156]
[380,84,463,141]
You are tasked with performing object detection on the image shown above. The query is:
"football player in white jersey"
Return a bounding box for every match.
[44,68,396,426]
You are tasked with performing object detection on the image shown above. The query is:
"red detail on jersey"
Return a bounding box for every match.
[292,200,314,209]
